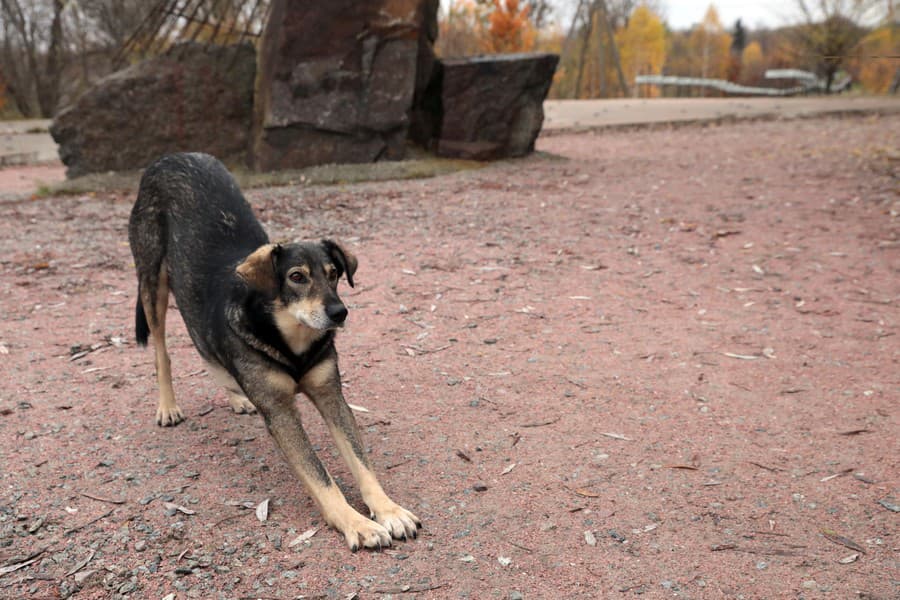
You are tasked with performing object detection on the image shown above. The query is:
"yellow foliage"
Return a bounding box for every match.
[616,4,667,90]
[853,26,899,93]
[687,5,732,79]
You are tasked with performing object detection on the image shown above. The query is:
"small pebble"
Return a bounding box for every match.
[134,540,147,552]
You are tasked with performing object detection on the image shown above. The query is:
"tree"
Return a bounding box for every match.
[688,5,733,82]
[0,0,67,117]
[731,18,747,54]
[851,24,899,92]
[616,4,666,95]
[792,0,884,92]
[740,40,765,84]
[482,0,536,53]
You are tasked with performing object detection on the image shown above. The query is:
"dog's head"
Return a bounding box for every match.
[237,239,358,333]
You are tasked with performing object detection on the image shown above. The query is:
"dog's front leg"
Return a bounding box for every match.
[249,369,392,551]
[300,358,422,541]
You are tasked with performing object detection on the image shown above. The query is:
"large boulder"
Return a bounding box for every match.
[251,0,434,171]
[51,42,255,177]
[433,53,559,160]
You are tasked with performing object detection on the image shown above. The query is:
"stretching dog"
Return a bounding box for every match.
[128,152,420,550]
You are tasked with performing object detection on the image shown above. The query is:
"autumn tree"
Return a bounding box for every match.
[792,0,885,92]
[740,40,765,84]
[851,24,899,92]
[616,4,666,95]
[688,5,733,82]
[482,0,536,53]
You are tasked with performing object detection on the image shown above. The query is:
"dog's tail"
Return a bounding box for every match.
[135,292,149,347]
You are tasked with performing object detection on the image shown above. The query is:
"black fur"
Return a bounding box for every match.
[128,152,346,383]
[135,293,149,346]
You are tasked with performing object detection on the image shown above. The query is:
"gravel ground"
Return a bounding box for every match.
[0,114,898,599]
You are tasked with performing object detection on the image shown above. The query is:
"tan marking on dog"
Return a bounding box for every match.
[302,359,337,389]
[228,392,256,414]
[236,244,278,293]
[265,369,297,396]
[328,428,422,540]
[146,262,183,426]
[273,298,325,354]
[288,265,311,278]
[306,475,392,550]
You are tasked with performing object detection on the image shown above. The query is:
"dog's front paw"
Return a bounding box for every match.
[156,404,184,427]
[228,393,257,415]
[336,511,392,552]
[371,502,422,541]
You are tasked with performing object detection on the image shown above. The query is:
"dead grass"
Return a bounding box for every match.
[37,157,486,197]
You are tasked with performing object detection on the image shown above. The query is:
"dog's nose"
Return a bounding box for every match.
[326,303,348,324]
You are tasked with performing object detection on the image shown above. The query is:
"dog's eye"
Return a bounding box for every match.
[288,271,308,284]
[327,269,339,282]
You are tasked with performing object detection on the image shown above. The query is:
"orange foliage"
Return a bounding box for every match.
[482,0,536,53]
[853,26,899,93]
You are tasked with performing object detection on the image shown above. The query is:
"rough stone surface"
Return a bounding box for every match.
[252,0,432,171]
[50,42,255,178]
[434,53,559,160]
[407,0,440,147]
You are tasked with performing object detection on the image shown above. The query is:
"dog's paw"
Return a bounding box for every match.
[228,393,257,415]
[371,502,422,541]
[156,403,184,427]
[338,512,392,552]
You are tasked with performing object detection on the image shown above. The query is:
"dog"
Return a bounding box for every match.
[128,152,420,551]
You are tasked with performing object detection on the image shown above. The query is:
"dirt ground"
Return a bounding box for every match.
[0,114,898,599]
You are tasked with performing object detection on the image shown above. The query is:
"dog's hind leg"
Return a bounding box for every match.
[206,362,257,415]
[141,262,183,426]
[300,358,422,541]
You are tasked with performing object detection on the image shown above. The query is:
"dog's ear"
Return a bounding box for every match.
[322,239,357,288]
[236,243,281,294]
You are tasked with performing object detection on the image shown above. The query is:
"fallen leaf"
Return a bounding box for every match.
[877,498,900,512]
[600,432,632,441]
[821,529,865,554]
[497,556,512,566]
[256,498,270,522]
[455,449,472,462]
[820,468,853,482]
[347,403,370,413]
[288,527,319,547]
[724,352,758,360]
[0,556,41,576]
[163,502,195,515]
[584,530,597,546]
[838,553,859,564]
[574,488,600,498]
[501,463,517,475]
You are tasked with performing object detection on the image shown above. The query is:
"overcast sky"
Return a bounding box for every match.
[660,1,796,30]
[545,1,803,31]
